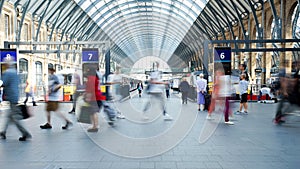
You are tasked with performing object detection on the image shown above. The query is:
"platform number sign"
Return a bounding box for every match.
[214,47,231,63]
[214,47,231,75]
[0,49,18,63]
[82,48,99,63]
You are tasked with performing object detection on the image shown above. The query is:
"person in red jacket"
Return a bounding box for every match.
[84,66,103,132]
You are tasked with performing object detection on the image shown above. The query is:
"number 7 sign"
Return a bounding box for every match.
[82,48,99,63]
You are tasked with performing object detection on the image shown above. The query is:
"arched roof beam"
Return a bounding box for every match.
[34,0,52,42]
[104,12,189,40]
[44,0,66,23]
[55,5,79,31]
[246,0,262,37]
[87,0,201,28]
[230,0,247,39]
[215,0,236,40]
[268,0,281,39]
[292,0,300,38]
[198,15,218,38]
[110,20,184,45]
[206,4,227,40]
[46,1,69,41]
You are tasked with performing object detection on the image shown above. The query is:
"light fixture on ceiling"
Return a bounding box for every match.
[34,14,40,21]
[46,21,52,27]
[16,4,23,17]
[254,2,262,11]
[224,26,230,32]
[241,12,249,20]
[231,20,238,27]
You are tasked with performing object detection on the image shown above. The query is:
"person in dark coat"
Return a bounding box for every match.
[179,78,190,104]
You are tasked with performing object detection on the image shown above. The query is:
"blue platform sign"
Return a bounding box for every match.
[214,47,231,63]
[0,49,18,63]
[82,48,99,63]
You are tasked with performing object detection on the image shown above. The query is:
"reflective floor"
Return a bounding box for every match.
[0,93,300,169]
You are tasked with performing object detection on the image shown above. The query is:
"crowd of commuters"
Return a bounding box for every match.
[1,59,300,141]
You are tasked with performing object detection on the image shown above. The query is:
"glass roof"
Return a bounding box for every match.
[74,0,209,62]
[3,0,266,68]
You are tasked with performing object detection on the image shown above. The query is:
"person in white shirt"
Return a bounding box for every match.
[106,66,125,119]
[207,69,234,125]
[236,74,249,114]
[196,74,207,111]
[68,69,81,114]
[143,62,172,121]
[40,65,72,130]
[257,86,275,102]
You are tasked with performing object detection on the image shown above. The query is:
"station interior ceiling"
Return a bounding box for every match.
[1,0,297,71]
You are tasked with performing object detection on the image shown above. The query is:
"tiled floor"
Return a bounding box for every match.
[0,94,300,169]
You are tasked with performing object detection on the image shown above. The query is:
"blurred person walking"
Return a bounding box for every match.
[68,69,81,114]
[23,79,37,106]
[179,78,190,104]
[40,64,72,130]
[84,66,104,132]
[0,58,32,141]
[196,73,207,111]
[137,81,143,98]
[274,61,300,124]
[165,82,170,99]
[106,66,125,119]
[207,69,234,125]
[143,62,172,120]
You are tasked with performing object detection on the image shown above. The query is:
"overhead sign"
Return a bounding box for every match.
[214,47,231,63]
[0,49,18,63]
[82,48,99,63]
[214,47,231,75]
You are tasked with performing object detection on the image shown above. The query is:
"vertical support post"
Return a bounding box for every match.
[4,41,10,49]
[0,0,4,16]
[105,49,111,79]
[105,48,111,100]
[203,40,209,81]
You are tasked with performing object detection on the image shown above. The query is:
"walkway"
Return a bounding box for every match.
[0,93,299,169]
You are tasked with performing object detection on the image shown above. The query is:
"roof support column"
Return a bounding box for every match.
[15,0,31,42]
[203,40,209,80]
[0,0,4,16]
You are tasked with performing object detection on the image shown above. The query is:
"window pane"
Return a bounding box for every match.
[5,14,9,39]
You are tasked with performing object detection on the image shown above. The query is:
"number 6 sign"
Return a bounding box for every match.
[214,47,231,63]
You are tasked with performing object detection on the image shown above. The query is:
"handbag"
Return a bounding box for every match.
[78,106,92,124]
[18,104,32,120]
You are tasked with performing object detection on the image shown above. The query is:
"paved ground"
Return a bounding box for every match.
[0,93,300,169]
